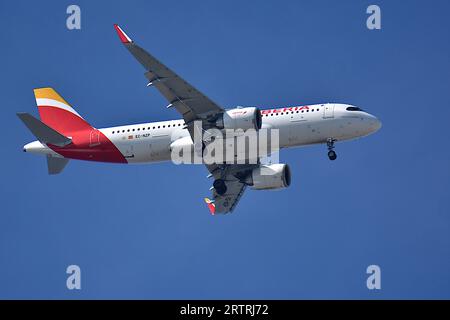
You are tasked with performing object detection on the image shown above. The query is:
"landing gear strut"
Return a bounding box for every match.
[327,138,337,161]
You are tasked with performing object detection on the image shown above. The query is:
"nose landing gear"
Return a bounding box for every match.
[327,138,337,161]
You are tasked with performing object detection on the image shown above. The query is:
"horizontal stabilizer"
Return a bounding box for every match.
[17,112,72,147]
[47,155,69,175]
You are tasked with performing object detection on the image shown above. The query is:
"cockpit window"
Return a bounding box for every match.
[346,106,363,111]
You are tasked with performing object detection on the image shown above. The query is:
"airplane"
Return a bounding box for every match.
[17,24,381,215]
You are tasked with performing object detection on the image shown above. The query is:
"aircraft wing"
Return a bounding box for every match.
[207,180,247,214]
[114,24,224,139]
[114,25,253,214]
[205,164,258,214]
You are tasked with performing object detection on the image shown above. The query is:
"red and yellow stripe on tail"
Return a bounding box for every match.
[33,87,127,164]
[34,87,93,135]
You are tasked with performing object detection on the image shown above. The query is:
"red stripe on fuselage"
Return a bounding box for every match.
[48,129,127,163]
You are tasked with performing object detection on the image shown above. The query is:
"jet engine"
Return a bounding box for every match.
[246,164,291,190]
[216,107,262,131]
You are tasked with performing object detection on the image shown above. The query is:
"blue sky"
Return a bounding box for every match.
[1,0,449,299]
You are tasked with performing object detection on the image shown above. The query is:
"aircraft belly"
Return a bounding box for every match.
[287,119,340,147]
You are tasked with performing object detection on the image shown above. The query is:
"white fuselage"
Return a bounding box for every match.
[103,103,381,163]
[24,103,381,162]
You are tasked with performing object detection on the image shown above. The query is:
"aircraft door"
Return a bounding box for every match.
[323,104,335,119]
[89,130,100,147]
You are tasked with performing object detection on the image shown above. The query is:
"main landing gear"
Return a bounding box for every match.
[213,179,227,195]
[327,138,337,161]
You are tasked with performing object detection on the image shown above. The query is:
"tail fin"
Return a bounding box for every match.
[34,87,93,135]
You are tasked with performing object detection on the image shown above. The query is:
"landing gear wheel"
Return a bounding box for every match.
[213,179,227,195]
[328,150,337,161]
[326,138,337,161]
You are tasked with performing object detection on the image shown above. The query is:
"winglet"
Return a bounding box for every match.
[204,198,216,215]
[113,24,133,44]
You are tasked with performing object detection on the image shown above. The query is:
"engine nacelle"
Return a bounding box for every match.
[247,164,291,190]
[216,107,262,131]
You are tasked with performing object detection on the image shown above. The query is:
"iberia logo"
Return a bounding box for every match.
[204,198,216,215]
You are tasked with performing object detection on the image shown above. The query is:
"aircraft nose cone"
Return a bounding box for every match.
[370,117,382,132]
[372,118,382,132]
[368,116,382,133]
